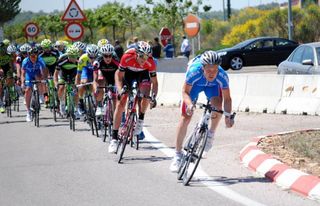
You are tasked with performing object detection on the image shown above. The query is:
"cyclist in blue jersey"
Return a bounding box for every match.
[170,50,234,172]
[21,47,46,122]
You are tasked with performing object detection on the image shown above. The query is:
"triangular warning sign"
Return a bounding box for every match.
[61,0,87,21]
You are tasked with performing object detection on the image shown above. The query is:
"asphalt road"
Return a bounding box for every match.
[0,104,318,206]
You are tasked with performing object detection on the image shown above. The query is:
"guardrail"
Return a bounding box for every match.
[156,73,320,115]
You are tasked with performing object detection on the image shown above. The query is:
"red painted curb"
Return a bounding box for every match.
[240,129,320,201]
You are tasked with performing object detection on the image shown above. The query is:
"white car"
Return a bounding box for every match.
[277,42,320,74]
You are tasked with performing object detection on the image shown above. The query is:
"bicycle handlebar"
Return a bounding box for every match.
[76,82,94,88]
[196,102,236,119]
[24,80,47,84]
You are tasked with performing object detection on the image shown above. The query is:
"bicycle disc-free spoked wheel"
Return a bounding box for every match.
[116,113,134,163]
[181,131,208,186]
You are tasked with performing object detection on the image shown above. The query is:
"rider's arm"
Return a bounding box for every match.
[221,88,234,128]
[150,72,158,97]
[115,69,124,93]
[21,69,25,87]
[182,82,193,108]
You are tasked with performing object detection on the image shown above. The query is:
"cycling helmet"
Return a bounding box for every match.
[19,43,32,53]
[7,44,17,54]
[97,39,109,48]
[136,41,152,55]
[200,51,222,66]
[66,45,79,57]
[41,39,52,49]
[100,44,114,54]
[73,41,86,51]
[2,39,10,46]
[27,47,39,55]
[86,44,99,57]
[55,40,64,46]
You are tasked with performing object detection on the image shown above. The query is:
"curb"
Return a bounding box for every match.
[239,129,320,201]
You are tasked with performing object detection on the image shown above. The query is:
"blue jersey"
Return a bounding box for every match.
[21,57,46,75]
[185,56,229,89]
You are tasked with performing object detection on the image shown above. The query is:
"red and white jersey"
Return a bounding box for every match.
[119,48,156,73]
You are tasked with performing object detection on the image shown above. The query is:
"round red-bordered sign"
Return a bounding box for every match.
[64,22,84,41]
[24,22,40,37]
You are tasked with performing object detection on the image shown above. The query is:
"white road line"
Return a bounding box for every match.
[143,128,266,206]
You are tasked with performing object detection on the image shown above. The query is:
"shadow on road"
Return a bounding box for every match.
[0,120,27,124]
[186,175,270,187]
[120,155,171,164]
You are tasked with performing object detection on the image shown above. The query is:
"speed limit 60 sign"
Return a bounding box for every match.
[25,22,40,37]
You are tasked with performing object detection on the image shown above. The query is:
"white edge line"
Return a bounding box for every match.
[143,128,266,206]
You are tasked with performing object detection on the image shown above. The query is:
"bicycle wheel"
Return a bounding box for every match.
[177,133,195,180]
[52,87,58,122]
[182,130,208,186]
[117,113,134,163]
[88,95,99,137]
[34,90,40,127]
[4,87,11,117]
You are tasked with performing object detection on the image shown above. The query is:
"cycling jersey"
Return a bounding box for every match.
[93,56,119,85]
[39,49,59,75]
[119,48,156,88]
[119,48,156,75]
[56,54,78,84]
[78,53,95,81]
[22,57,46,87]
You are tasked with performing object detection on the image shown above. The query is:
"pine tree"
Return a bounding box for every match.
[0,0,21,40]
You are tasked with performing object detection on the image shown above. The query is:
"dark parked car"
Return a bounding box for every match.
[277,42,320,74]
[217,37,299,70]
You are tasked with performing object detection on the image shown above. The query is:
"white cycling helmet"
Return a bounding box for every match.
[19,43,32,53]
[86,44,99,57]
[100,44,114,55]
[136,41,152,55]
[200,51,222,65]
[7,44,17,54]
[73,41,86,51]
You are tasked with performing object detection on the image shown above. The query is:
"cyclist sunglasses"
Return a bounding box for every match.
[137,52,148,60]
[103,54,112,58]
[89,55,96,59]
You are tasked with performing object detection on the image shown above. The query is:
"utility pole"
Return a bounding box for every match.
[227,0,231,20]
[288,0,293,40]
[223,0,226,21]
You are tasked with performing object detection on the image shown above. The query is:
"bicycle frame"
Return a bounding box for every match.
[178,101,236,186]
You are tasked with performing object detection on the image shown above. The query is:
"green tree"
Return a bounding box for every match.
[0,0,21,40]
[296,4,320,42]
[82,9,98,42]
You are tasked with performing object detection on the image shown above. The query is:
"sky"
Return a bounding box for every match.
[20,0,288,13]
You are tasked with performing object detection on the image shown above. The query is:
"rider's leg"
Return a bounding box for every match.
[95,79,105,116]
[175,102,193,152]
[170,102,192,172]
[112,95,127,137]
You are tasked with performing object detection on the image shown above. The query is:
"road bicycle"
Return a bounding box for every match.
[77,82,99,137]
[97,85,115,143]
[177,101,236,186]
[47,77,59,122]
[1,77,18,117]
[116,81,152,163]
[65,78,77,131]
[26,80,47,127]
